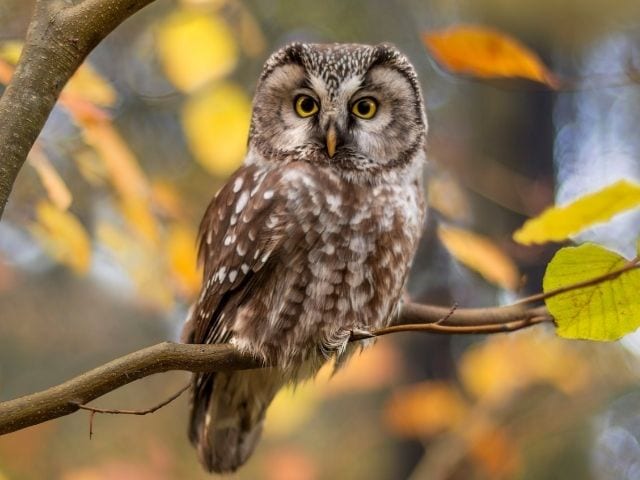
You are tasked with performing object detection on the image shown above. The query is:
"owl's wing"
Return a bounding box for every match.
[182,164,288,346]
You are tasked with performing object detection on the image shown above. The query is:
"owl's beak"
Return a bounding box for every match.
[326,123,337,158]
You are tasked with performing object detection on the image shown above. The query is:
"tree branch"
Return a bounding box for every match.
[0,0,156,219]
[0,342,262,435]
[0,301,550,436]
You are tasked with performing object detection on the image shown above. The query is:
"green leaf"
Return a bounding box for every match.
[543,243,640,341]
[514,180,640,245]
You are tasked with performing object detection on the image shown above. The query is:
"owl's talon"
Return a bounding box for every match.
[350,328,375,340]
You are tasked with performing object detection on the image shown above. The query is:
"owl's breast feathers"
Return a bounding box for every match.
[183,161,424,368]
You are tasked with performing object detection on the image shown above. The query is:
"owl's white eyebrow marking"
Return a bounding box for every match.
[232,177,244,193]
[235,191,249,213]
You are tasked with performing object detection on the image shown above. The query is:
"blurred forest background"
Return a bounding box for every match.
[2,0,640,479]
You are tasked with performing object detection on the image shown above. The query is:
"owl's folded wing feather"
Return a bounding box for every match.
[182,164,287,346]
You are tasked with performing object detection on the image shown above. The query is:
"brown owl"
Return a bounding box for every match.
[181,42,427,473]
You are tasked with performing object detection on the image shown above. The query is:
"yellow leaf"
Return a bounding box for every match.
[118,197,159,247]
[438,225,519,290]
[0,40,23,64]
[183,82,251,176]
[264,382,322,438]
[30,201,91,274]
[167,222,201,298]
[65,62,117,107]
[28,145,72,210]
[422,25,557,87]
[514,180,640,245]
[73,148,108,186]
[384,381,468,437]
[156,9,237,92]
[0,41,22,84]
[543,243,640,341]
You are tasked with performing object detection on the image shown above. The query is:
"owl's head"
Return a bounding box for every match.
[247,43,427,177]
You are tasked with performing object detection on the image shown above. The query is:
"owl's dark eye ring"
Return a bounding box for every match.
[351,97,378,119]
[294,95,319,118]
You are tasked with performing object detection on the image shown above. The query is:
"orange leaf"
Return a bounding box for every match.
[166,222,201,298]
[0,58,13,84]
[468,427,521,478]
[423,25,557,87]
[384,381,468,437]
[437,224,519,290]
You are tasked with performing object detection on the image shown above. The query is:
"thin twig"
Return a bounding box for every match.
[514,257,640,305]
[372,315,550,337]
[75,383,190,438]
[436,303,459,324]
[75,382,190,416]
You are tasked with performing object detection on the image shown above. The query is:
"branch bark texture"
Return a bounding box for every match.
[0,0,156,219]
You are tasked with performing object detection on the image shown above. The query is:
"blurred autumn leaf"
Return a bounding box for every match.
[437,224,519,290]
[459,332,590,403]
[427,174,472,222]
[156,8,237,92]
[264,382,322,438]
[65,62,117,107]
[182,82,251,176]
[385,381,467,437]
[28,146,72,211]
[543,243,640,341]
[263,446,318,480]
[29,201,91,274]
[324,342,402,395]
[468,426,521,479]
[97,222,175,309]
[266,343,402,438]
[167,222,201,297]
[422,25,558,88]
[514,180,640,245]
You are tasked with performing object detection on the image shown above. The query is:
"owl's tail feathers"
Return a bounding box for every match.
[188,369,283,474]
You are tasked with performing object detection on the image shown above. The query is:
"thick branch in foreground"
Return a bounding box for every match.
[0,0,156,218]
[0,343,261,435]
[0,301,551,436]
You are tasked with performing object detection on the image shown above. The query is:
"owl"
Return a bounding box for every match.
[181,42,427,473]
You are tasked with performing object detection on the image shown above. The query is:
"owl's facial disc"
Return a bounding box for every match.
[249,43,427,173]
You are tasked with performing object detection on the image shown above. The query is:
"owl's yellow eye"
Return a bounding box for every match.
[294,95,319,117]
[351,98,377,119]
